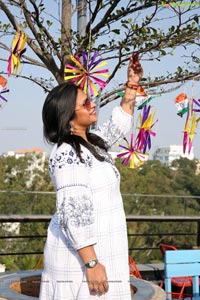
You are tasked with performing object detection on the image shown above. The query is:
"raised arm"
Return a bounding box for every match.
[93,55,144,148]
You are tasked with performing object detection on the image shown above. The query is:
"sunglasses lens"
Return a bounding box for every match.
[85,98,91,110]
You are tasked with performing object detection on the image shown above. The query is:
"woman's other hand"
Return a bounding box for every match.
[86,262,109,296]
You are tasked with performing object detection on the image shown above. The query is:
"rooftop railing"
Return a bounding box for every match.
[0,191,199,269]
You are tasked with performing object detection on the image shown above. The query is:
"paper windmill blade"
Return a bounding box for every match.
[183,113,197,154]
[117,134,148,169]
[7,31,27,76]
[0,75,9,109]
[136,94,160,110]
[192,98,200,112]
[64,51,109,96]
[135,105,158,153]
[134,86,148,109]
[175,93,189,117]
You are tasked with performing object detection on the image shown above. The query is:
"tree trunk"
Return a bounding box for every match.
[61,0,72,79]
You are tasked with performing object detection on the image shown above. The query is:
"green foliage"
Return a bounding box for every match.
[0,155,54,270]
[0,155,200,267]
[116,158,200,263]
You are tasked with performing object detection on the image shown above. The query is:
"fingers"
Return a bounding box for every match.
[128,54,143,77]
[88,280,109,296]
[97,280,109,295]
[103,280,109,293]
[128,66,143,83]
[86,263,109,296]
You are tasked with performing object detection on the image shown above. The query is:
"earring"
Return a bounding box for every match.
[69,122,74,134]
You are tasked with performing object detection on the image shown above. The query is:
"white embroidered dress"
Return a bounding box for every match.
[39,107,132,300]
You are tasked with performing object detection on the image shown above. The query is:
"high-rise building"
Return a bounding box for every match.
[153,145,194,166]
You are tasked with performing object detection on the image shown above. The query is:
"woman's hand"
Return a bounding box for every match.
[121,54,143,114]
[86,262,109,296]
[127,54,143,85]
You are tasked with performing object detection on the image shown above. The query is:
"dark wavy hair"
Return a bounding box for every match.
[42,82,108,161]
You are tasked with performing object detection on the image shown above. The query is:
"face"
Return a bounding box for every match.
[72,89,97,129]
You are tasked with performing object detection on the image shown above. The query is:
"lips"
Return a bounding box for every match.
[90,109,96,115]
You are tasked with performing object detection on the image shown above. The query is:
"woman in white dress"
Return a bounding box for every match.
[39,57,143,300]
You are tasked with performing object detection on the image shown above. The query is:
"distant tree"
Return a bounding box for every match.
[0,155,54,214]
[171,157,200,198]
[1,155,200,267]
[171,157,197,171]
[0,155,52,271]
[118,158,200,263]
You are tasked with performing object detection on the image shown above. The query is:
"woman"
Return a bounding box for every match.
[39,57,143,300]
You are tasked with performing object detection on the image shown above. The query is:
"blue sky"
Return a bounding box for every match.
[0,1,200,158]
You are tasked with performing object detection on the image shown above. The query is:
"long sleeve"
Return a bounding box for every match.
[49,144,96,250]
[93,106,133,148]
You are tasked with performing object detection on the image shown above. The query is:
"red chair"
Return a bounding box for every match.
[160,243,177,256]
[128,256,142,279]
[159,243,200,298]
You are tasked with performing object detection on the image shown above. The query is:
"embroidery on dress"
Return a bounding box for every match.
[49,148,93,174]
[95,119,123,148]
[58,195,94,228]
[80,153,93,168]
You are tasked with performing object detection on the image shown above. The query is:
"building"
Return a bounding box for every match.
[1,222,20,235]
[4,148,46,166]
[153,145,194,166]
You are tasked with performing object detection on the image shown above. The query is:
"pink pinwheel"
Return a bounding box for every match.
[117,134,148,169]
[180,97,200,154]
[64,51,109,96]
[183,112,197,154]
[135,105,158,153]
[7,31,27,76]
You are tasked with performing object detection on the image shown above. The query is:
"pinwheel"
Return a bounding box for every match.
[0,75,9,109]
[136,94,159,110]
[137,95,152,110]
[183,114,190,154]
[174,93,189,117]
[135,105,158,153]
[117,134,148,169]
[192,98,200,112]
[7,31,27,76]
[183,113,197,154]
[175,94,200,154]
[64,51,109,96]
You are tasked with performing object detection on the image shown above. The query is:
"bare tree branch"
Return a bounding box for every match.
[0,70,54,92]
[0,0,19,31]
[100,71,200,107]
